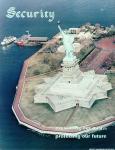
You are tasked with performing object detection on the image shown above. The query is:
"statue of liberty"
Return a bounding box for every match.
[58,25,76,62]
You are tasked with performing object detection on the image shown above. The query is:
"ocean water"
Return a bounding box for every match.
[0,0,115,149]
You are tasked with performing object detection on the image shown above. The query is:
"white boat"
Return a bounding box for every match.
[1,36,16,46]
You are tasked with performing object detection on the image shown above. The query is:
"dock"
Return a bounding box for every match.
[27,36,48,44]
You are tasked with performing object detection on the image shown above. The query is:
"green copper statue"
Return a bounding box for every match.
[58,25,76,62]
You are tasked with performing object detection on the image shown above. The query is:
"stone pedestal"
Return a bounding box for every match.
[62,58,83,83]
[34,58,112,112]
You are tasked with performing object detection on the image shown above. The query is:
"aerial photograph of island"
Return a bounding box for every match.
[0,0,115,150]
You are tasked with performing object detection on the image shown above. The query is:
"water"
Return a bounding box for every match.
[0,0,115,149]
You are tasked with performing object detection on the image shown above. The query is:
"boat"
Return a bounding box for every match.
[1,36,16,46]
[15,36,48,47]
[14,31,31,46]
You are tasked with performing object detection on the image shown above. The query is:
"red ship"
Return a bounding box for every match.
[15,31,48,47]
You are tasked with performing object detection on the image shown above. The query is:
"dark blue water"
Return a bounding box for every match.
[0,0,115,149]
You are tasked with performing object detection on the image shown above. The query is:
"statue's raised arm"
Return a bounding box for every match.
[58,25,65,37]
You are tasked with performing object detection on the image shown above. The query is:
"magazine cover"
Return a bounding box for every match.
[0,0,115,150]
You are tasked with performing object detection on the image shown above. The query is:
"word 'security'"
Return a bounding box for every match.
[6,7,55,22]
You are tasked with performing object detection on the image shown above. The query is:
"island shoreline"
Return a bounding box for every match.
[12,25,115,137]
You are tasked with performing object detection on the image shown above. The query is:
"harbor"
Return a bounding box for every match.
[1,31,48,47]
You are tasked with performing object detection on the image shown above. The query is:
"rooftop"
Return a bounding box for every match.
[28,36,48,41]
